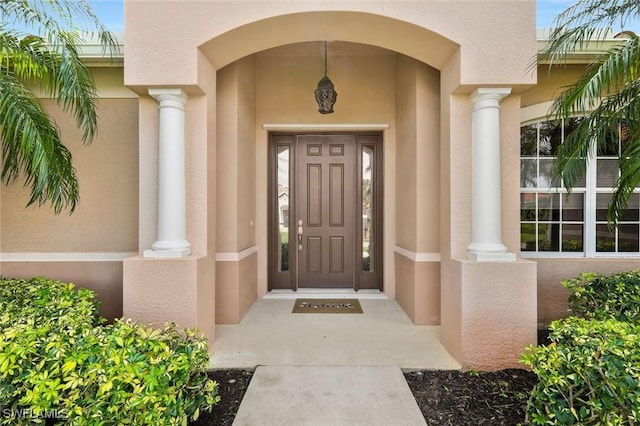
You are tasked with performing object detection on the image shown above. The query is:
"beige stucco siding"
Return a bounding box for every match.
[255,45,396,124]
[124,2,535,90]
[391,54,442,254]
[535,259,640,324]
[1,261,123,321]
[522,65,586,109]
[1,97,139,252]
[0,69,137,323]
[216,55,257,253]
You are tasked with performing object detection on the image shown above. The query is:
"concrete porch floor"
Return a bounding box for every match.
[209,298,461,370]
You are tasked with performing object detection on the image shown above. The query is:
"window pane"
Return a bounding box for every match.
[521,223,536,251]
[600,128,620,156]
[539,120,562,156]
[597,159,619,188]
[619,224,639,252]
[538,193,560,221]
[538,223,560,251]
[520,193,536,221]
[572,169,587,188]
[362,146,374,272]
[539,159,560,188]
[562,224,583,252]
[596,193,611,221]
[624,194,640,221]
[520,159,537,188]
[597,193,639,223]
[277,145,290,272]
[520,124,538,156]
[562,193,583,221]
[596,224,615,252]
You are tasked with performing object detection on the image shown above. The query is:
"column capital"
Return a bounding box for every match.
[470,88,511,111]
[148,88,188,106]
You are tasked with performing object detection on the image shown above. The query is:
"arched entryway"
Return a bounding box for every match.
[212,39,442,328]
[123,4,538,370]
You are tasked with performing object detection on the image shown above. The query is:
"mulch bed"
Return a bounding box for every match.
[193,368,538,425]
[192,369,254,426]
[405,369,537,425]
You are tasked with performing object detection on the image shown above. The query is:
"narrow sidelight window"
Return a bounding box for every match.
[362,146,374,272]
[277,145,290,271]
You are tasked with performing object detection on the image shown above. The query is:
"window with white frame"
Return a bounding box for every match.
[520,118,640,256]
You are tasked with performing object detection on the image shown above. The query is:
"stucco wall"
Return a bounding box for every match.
[416,62,441,253]
[0,68,138,322]
[392,52,442,248]
[1,97,139,252]
[1,261,123,321]
[215,56,258,322]
[535,258,640,324]
[124,1,535,91]
[522,65,586,109]
[394,55,441,324]
[396,55,419,252]
[216,253,258,324]
[217,56,257,253]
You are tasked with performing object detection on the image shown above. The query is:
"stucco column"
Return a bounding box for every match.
[467,88,515,261]
[144,88,191,258]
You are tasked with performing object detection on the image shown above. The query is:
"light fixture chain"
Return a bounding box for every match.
[324,41,328,76]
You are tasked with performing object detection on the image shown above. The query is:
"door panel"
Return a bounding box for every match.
[297,135,356,288]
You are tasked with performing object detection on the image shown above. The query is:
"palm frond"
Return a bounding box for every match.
[541,0,640,64]
[554,78,640,190]
[541,1,640,226]
[0,28,99,145]
[0,0,118,213]
[0,71,78,213]
[0,0,118,145]
[551,35,640,119]
[0,0,119,55]
[51,31,98,143]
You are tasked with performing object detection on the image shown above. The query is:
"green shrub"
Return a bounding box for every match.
[562,270,640,322]
[521,317,640,425]
[0,277,219,425]
[0,276,102,328]
[0,277,102,422]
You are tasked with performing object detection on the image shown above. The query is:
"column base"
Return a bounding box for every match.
[145,239,191,258]
[467,251,516,262]
[467,242,515,262]
[144,248,191,258]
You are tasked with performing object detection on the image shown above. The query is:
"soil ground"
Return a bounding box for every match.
[193,368,538,426]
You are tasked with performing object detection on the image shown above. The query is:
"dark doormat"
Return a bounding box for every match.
[292,298,363,314]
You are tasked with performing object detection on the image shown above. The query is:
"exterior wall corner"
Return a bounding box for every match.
[441,258,537,371]
[123,255,215,342]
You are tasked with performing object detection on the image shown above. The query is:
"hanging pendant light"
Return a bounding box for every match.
[314,41,337,114]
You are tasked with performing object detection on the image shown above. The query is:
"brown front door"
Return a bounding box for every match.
[268,132,383,291]
[296,135,356,288]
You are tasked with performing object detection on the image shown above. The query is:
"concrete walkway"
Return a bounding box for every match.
[210,299,460,369]
[233,365,427,426]
[210,298,458,425]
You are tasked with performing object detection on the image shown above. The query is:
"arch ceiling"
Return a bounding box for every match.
[199,11,459,71]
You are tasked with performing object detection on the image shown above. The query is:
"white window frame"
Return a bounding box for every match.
[520,104,640,259]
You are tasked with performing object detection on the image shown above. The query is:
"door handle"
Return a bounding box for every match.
[298,220,303,250]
